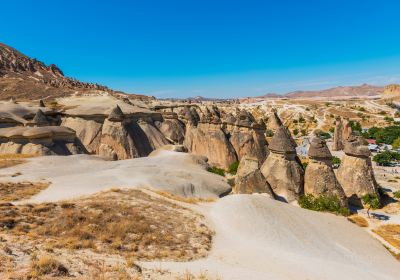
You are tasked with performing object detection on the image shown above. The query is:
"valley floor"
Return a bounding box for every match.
[1,152,400,279]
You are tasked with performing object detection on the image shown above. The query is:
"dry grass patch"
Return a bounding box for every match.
[373,224,400,250]
[0,181,50,202]
[0,189,213,261]
[0,153,35,169]
[29,254,68,278]
[347,215,369,227]
[155,190,216,204]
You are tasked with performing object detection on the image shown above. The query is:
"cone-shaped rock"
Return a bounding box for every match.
[267,108,283,132]
[261,126,304,203]
[305,137,347,206]
[108,105,124,122]
[268,126,296,154]
[39,99,45,108]
[30,109,49,126]
[337,134,380,207]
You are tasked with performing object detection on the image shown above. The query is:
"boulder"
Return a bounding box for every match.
[235,156,274,197]
[261,126,304,203]
[304,137,347,206]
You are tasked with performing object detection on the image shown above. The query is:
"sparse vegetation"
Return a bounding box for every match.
[29,254,68,278]
[0,181,50,202]
[373,224,400,250]
[393,191,400,199]
[298,194,350,216]
[347,215,369,227]
[228,161,239,175]
[361,193,381,210]
[207,166,225,176]
[155,190,215,204]
[0,154,35,169]
[331,156,341,168]
[0,189,213,261]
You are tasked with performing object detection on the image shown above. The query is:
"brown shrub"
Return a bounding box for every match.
[0,189,213,261]
[373,224,400,250]
[347,215,369,227]
[0,181,50,202]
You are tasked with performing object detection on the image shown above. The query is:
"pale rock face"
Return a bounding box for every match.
[337,155,379,207]
[304,160,347,206]
[235,156,274,197]
[61,117,103,154]
[156,119,185,144]
[98,119,139,160]
[0,126,84,156]
[332,118,344,151]
[137,121,170,150]
[229,126,268,164]
[184,122,237,169]
[261,153,304,203]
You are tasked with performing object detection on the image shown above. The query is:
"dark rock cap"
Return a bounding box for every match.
[269,126,296,154]
[235,110,255,128]
[223,113,236,125]
[31,109,49,126]
[308,136,332,159]
[108,105,124,122]
[39,99,45,107]
[344,134,371,157]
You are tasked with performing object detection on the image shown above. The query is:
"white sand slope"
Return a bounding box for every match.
[0,151,230,203]
[143,194,400,279]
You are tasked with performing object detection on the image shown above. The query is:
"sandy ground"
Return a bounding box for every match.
[0,151,230,203]
[142,194,400,280]
[1,152,400,279]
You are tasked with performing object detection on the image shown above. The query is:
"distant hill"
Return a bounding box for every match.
[0,43,150,101]
[251,84,384,101]
[285,84,383,99]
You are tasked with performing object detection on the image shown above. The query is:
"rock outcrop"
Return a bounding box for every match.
[304,137,347,206]
[337,135,380,207]
[261,126,304,203]
[235,156,274,197]
[27,109,49,127]
[228,109,268,164]
[0,126,85,155]
[332,117,352,151]
[156,112,185,144]
[184,107,237,169]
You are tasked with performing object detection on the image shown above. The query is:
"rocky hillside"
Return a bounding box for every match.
[0,43,149,101]
[285,84,383,99]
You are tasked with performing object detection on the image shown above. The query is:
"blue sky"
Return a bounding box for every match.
[2,0,400,98]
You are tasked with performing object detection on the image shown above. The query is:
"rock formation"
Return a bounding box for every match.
[266,108,283,133]
[337,135,380,207]
[0,126,85,155]
[235,156,274,197]
[156,112,185,144]
[332,117,352,151]
[332,117,344,151]
[27,109,49,127]
[228,109,268,164]
[304,136,347,206]
[261,126,304,203]
[184,106,237,169]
